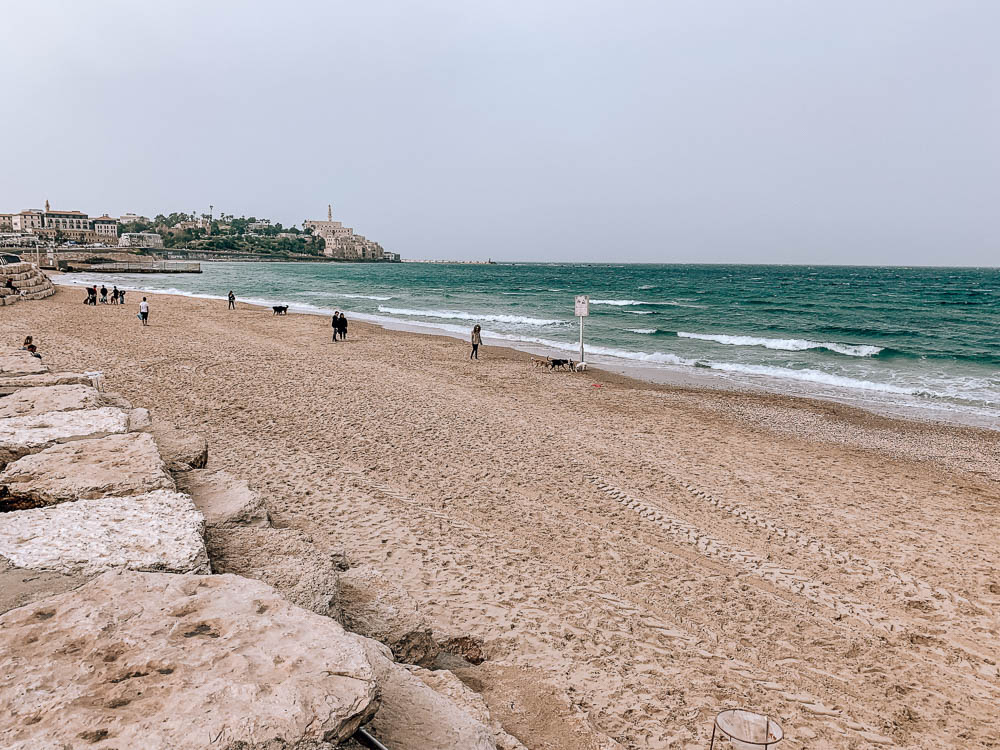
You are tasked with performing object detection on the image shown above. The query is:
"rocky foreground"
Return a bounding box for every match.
[0,349,530,750]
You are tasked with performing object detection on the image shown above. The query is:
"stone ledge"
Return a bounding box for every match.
[0,489,210,576]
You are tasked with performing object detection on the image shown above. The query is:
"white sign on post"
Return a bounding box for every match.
[575,295,589,366]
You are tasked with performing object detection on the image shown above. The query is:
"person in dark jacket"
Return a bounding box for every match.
[332,311,340,341]
[338,312,348,340]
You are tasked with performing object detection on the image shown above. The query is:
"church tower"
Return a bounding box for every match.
[45,199,50,212]
[328,204,332,222]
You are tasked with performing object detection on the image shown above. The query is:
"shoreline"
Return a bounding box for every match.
[4,287,1000,747]
[51,275,999,433]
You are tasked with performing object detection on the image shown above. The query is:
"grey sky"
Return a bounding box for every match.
[1,1,996,264]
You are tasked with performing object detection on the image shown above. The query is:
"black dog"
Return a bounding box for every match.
[547,357,572,371]
[272,305,288,315]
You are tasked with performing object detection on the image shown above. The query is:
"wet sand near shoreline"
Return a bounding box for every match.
[6,288,1000,749]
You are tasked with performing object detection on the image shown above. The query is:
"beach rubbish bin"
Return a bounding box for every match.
[710,709,783,749]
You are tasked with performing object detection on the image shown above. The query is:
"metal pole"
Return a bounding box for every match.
[579,315,584,363]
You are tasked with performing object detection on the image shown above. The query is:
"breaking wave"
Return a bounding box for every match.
[677,332,882,357]
[377,306,564,326]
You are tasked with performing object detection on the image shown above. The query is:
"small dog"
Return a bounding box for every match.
[272,305,288,315]
[530,357,545,369]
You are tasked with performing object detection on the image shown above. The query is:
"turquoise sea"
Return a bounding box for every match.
[59,263,1000,428]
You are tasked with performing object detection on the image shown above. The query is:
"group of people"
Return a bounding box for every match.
[84,285,126,305]
[331,311,349,341]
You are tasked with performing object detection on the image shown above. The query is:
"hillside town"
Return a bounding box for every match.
[0,201,400,263]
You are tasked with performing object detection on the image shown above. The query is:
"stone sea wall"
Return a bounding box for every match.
[0,348,526,750]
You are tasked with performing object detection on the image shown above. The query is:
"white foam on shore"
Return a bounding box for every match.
[627,329,657,334]
[679,331,883,357]
[377,305,565,327]
[704,362,918,395]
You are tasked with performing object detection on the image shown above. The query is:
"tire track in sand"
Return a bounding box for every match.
[343,467,897,747]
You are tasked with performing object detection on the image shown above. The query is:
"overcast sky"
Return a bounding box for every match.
[1,1,996,264]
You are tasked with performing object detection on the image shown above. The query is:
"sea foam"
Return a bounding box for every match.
[377,305,564,326]
[678,332,882,357]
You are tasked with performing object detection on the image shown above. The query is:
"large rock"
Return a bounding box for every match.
[0,384,123,419]
[0,372,96,390]
[336,565,440,667]
[0,407,130,468]
[177,469,269,527]
[206,526,339,617]
[353,636,497,750]
[410,667,528,750]
[0,555,87,616]
[0,570,378,750]
[151,420,208,471]
[0,352,48,377]
[0,432,174,511]
[0,490,210,576]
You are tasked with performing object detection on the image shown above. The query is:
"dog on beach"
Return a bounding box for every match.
[546,357,577,371]
[530,357,546,369]
[272,305,288,315]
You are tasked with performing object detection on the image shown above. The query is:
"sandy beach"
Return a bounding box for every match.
[5,287,999,749]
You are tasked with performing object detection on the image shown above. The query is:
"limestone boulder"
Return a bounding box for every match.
[0,406,130,468]
[336,565,440,667]
[0,384,122,419]
[151,420,208,471]
[410,666,528,750]
[0,490,210,576]
[0,352,48,377]
[177,468,269,527]
[0,371,96,391]
[0,570,378,750]
[206,526,339,617]
[353,636,497,750]
[0,555,88,616]
[0,432,174,511]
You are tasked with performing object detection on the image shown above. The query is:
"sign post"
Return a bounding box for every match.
[575,295,589,365]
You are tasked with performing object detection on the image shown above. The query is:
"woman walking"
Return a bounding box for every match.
[470,324,482,360]
[338,312,348,341]
[331,311,340,342]
[228,291,236,310]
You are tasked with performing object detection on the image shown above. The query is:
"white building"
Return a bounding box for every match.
[119,213,149,225]
[119,232,164,249]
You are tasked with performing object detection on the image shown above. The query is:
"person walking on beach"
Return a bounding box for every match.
[228,290,236,310]
[338,312,348,341]
[100,285,108,304]
[470,324,482,360]
[111,286,119,305]
[331,311,340,342]
[119,289,126,305]
[138,297,149,326]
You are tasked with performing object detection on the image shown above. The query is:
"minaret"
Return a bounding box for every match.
[45,199,50,212]
[328,204,332,222]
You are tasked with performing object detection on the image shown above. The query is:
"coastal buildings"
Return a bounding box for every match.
[119,212,149,225]
[304,204,396,262]
[3,201,119,244]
